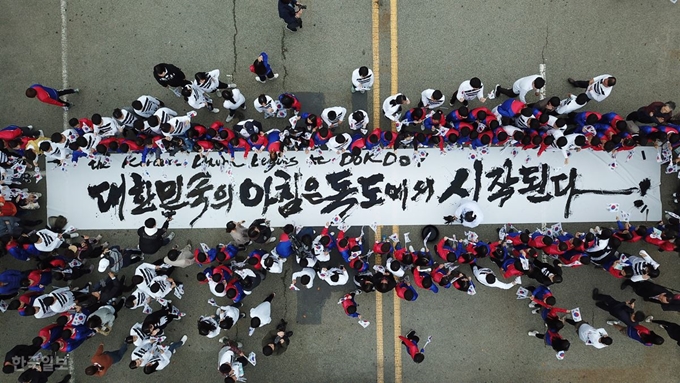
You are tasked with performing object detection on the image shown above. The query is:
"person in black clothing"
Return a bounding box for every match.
[142,303,181,337]
[262,319,294,356]
[527,259,563,286]
[3,339,41,374]
[17,365,71,383]
[248,219,275,244]
[592,288,645,327]
[621,280,680,312]
[153,63,190,98]
[137,216,175,255]
[278,0,304,32]
[651,319,680,346]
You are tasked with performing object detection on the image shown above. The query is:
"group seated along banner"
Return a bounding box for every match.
[46,147,661,229]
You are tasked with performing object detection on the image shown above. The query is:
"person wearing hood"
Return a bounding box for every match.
[137,216,175,255]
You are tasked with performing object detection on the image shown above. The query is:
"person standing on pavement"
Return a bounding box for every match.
[563,318,613,349]
[651,319,680,346]
[351,66,374,93]
[252,52,279,83]
[592,288,647,327]
[399,330,425,363]
[163,241,195,268]
[419,89,445,109]
[84,341,129,376]
[494,75,545,103]
[143,335,188,374]
[226,220,251,248]
[25,84,79,111]
[137,215,175,255]
[154,63,190,98]
[249,293,275,336]
[567,74,616,102]
[181,83,219,114]
[450,77,487,107]
[626,101,676,125]
[248,218,276,244]
[222,88,247,123]
[279,0,304,32]
[218,337,251,383]
[262,319,293,356]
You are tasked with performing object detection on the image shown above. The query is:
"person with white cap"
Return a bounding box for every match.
[98,246,144,273]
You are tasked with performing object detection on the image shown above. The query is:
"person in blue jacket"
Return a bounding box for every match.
[0,269,26,299]
[279,0,304,32]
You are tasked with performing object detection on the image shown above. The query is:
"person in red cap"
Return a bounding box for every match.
[399,330,425,363]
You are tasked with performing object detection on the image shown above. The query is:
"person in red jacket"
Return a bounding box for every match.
[398,330,425,363]
[26,84,79,111]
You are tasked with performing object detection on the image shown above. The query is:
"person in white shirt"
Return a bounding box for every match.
[193,69,233,95]
[74,133,102,154]
[326,133,352,154]
[143,335,187,374]
[40,141,70,163]
[318,266,349,286]
[249,293,275,336]
[568,74,616,102]
[218,338,249,382]
[349,110,369,133]
[261,252,286,274]
[222,88,247,123]
[148,275,180,300]
[125,289,151,310]
[445,199,484,228]
[564,319,612,349]
[560,133,587,164]
[197,314,222,338]
[254,94,284,119]
[132,95,162,118]
[182,83,219,113]
[555,93,589,115]
[32,293,58,318]
[450,77,486,107]
[147,107,178,134]
[216,303,244,330]
[419,89,445,110]
[112,108,138,128]
[291,268,316,289]
[126,322,151,347]
[130,339,157,369]
[627,250,660,282]
[382,93,410,122]
[161,112,195,139]
[321,106,347,130]
[494,75,545,103]
[472,264,519,290]
[351,66,374,93]
[46,287,76,314]
[91,114,122,138]
[386,257,406,278]
[87,304,117,334]
[31,228,65,252]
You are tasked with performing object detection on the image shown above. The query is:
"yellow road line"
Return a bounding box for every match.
[372,0,381,126]
[392,225,402,383]
[375,225,384,383]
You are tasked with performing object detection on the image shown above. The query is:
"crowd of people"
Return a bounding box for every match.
[15,58,680,178]
[1,43,679,381]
